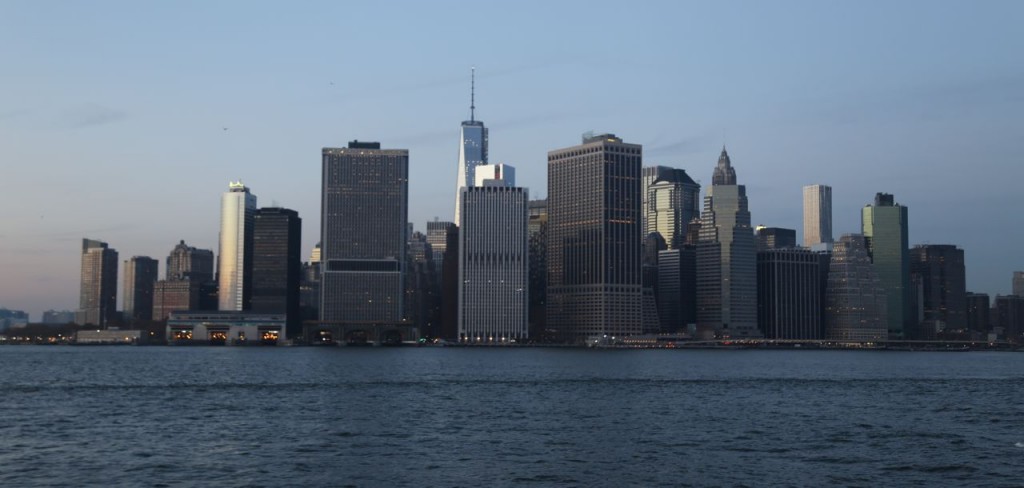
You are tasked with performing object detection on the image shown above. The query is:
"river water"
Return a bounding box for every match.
[0,346,1021,487]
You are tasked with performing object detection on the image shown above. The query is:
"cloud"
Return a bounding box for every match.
[61,103,127,129]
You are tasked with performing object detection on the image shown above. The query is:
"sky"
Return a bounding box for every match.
[1,1,1022,320]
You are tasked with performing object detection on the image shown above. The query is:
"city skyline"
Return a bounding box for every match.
[2,2,1023,319]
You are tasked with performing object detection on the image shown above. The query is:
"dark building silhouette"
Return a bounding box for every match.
[757,248,825,339]
[547,133,642,343]
[251,207,302,338]
[825,234,886,341]
[966,292,991,335]
[405,230,438,337]
[440,223,460,340]
[994,295,1024,343]
[124,256,158,323]
[77,239,118,327]
[528,199,548,340]
[909,244,966,339]
[756,227,797,251]
[167,240,214,282]
[320,141,408,325]
[657,245,697,332]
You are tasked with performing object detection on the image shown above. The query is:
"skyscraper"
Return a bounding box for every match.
[77,239,118,327]
[453,68,488,227]
[321,141,408,325]
[696,147,759,338]
[755,226,797,251]
[547,133,642,343]
[862,192,910,338]
[167,240,214,282]
[528,199,548,340]
[1013,271,1024,297]
[123,256,158,323]
[803,184,833,248]
[909,244,966,337]
[965,292,991,335]
[757,248,825,339]
[458,164,529,342]
[657,245,697,333]
[251,207,302,337]
[642,166,700,249]
[825,234,887,341]
[218,181,257,311]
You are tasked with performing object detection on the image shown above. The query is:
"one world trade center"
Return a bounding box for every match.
[453,68,488,226]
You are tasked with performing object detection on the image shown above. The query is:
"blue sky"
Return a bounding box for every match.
[1,1,1022,320]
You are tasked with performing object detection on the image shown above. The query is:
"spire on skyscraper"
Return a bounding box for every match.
[712,146,737,185]
[470,66,476,123]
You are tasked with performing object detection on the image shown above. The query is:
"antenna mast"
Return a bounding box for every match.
[470,66,476,122]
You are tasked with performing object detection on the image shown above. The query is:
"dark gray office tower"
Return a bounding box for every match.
[862,192,911,338]
[657,246,697,332]
[124,256,158,323]
[547,133,642,343]
[994,295,1024,343]
[528,199,548,340]
[426,221,453,275]
[1013,271,1024,297]
[321,141,408,325]
[167,240,215,282]
[405,231,438,337]
[756,227,797,251]
[642,166,701,249]
[77,239,118,327]
[825,234,887,341]
[757,248,824,339]
[909,244,966,338]
[697,148,759,338]
[966,292,990,336]
[252,207,302,337]
[439,223,460,339]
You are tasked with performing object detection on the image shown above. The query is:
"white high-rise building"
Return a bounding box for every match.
[803,184,833,248]
[458,164,528,342]
[453,68,488,227]
[218,181,257,311]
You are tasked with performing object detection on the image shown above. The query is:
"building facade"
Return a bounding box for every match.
[756,226,797,251]
[642,166,700,250]
[218,182,257,311]
[909,244,966,337]
[825,234,887,341]
[320,141,408,325]
[965,292,991,335]
[458,165,529,342]
[123,256,158,323]
[802,184,833,248]
[77,239,118,327]
[528,199,548,340]
[656,246,697,333]
[1013,271,1024,297]
[251,207,302,337]
[696,148,759,338]
[167,240,214,282]
[757,248,825,339]
[547,133,643,342]
[862,193,910,338]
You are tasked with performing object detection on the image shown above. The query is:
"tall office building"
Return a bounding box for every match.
[153,279,202,321]
[909,244,966,336]
[458,165,529,342]
[426,220,453,274]
[1013,271,1024,297]
[321,141,408,324]
[994,295,1024,343]
[218,181,257,311]
[642,166,700,249]
[77,239,118,327]
[123,256,158,323]
[167,240,214,282]
[803,184,833,248]
[965,292,991,335]
[696,147,759,338]
[862,193,910,338]
[825,234,887,341]
[657,246,697,333]
[405,231,438,336]
[251,207,302,337]
[528,199,548,340]
[756,226,797,251]
[547,133,642,342]
[757,248,825,339]
[453,68,488,227]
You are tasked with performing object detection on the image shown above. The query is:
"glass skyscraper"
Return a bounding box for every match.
[642,166,700,250]
[320,141,408,325]
[218,181,257,311]
[252,207,302,337]
[862,192,910,339]
[123,256,158,323]
[802,184,833,248]
[77,238,118,327]
[453,69,488,227]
